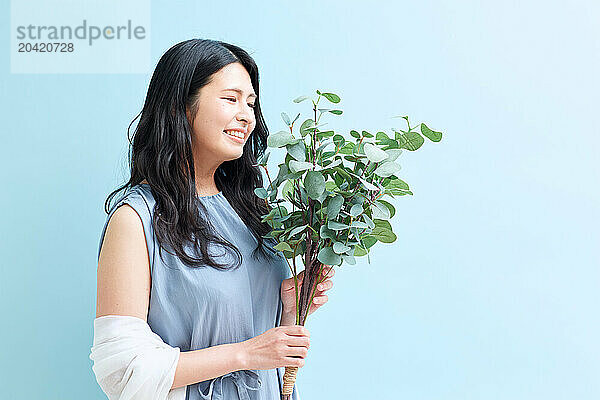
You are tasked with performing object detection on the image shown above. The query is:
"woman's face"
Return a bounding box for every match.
[186,62,257,167]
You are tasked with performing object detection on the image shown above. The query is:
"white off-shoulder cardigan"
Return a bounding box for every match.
[89,315,186,400]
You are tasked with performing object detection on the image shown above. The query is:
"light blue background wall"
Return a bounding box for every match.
[1,1,598,399]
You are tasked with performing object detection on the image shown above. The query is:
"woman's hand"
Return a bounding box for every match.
[240,325,310,370]
[280,266,335,321]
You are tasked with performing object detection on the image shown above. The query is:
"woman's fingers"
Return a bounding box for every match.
[321,266,335,279]
[297,278,333,292]
[316,280,333,291]
[313,295,328,304]
[287,335,311,348]
[290,267,335,296]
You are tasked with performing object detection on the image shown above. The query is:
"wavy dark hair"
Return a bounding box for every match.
[104,38,277,270]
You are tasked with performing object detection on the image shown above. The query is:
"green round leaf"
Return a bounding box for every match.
[317,130,335,140]
[286,141,306,162]
[372,228,397,243]
[328,221,349,231]
[353,245,367,257]
[400,131,425,151]
[374,219,392,230]
[376,131,391,141]
[282,180,295,200]
[333,134,345,149]
[254,188,268,199]
[300,119,315,137]
[372,201,391,219]
[384,148,403,162]
[325,181,337,191]
[320,225,337,241]
[293,95,309,103]
[315,188,328,203]
[333,242,351,254]
[273,242,293,252]
[377,199,396,218]
[364,143,389,163]
[374,161,401,178]
[420,123,443,142]
[319,158,342,171]
[350,220,369,229]
[359,176,380,192]
[339,143,355,155]
[341,254,356,265]
[321,92,341,103]
[288,224,308,238]
[289,160,313,173]
[327,195,344,219]
[362,213,375,229]
[362,235,377,249]
[304,171,326,200]
[318,246,341,265]
[350,203,363,217]
[267,131,295,148]
[386,178,410,191]
[315,139,334,155]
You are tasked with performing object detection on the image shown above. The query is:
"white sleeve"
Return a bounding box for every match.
[89,315,186,400]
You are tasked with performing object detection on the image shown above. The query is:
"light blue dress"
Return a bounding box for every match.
[97,183,300,400]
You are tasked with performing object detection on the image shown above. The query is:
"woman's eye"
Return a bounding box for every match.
[225,98,255,109]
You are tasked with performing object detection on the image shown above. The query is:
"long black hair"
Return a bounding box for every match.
[104,38,276,270]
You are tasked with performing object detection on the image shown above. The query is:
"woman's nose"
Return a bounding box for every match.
[237,111,253,125]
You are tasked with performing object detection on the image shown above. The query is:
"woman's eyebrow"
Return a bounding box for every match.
[222,88,257,99]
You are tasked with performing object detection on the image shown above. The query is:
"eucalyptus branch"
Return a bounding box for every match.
[302,262,325,325]
[292,243,300,324]
[261,164,285,218]
[294,180,305,211]
[263,90,443,400]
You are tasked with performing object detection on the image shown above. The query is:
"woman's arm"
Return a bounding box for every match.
[96,204,247,391]
[170,343,246,389]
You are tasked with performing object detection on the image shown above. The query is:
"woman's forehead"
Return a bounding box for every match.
[210,64,254,93]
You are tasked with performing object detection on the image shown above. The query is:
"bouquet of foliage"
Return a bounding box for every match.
[253,90,443,399]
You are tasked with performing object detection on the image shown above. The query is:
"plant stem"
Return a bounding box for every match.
[261,165,285,218]
[344,217,353,246]
[294,180,306,211]
[302,263,324,325]
[291,244,300,324]
[312,105,317,167]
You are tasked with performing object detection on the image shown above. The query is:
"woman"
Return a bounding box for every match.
[92,39,334,399]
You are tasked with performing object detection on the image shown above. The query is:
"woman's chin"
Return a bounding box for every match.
[221,147,244,161]
[218,135,246,159]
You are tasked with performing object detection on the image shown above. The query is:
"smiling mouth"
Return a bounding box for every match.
[223,130,245,143]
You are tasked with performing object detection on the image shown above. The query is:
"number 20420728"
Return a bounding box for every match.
[18,42,74,52]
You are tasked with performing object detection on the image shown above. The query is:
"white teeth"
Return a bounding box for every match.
[224,130,244,139]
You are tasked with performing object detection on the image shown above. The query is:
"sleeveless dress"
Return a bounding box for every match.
[97,183,301,400]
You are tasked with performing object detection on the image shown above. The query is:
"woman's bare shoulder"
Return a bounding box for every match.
[96,203,151,321]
